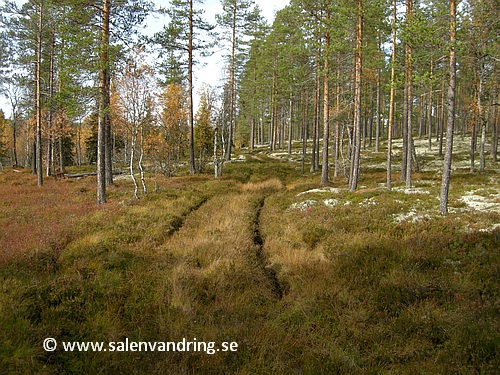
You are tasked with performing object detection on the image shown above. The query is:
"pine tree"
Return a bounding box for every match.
[217,0,263,160]
[439,0,457,214]
[348,0,363,191]
[154,0,214,175]
[194,85,215,173]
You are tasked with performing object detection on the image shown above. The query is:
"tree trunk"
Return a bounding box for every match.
[97,0,111,204]
[320,8,330,186]
[35,0,43,186]
[302,91,308,174]
[405,0,414,189]
[438,71,445,156]
[311,56,319,172]
[368,84,374,148]
[226,0,237,161]
[427,60,434,151]
[46,30,55,177]
[375,52,381,153]
[250,60,257,150]
[492,90,498,162]
[130,132,138,199]
[46,139,52,177]
[349,0,363,192]
[334,67,341,178]
[418,95,424,139]
[288,92,293,154]
[440,0,457,214]
[12,116,18,167]
[478,64,487,171]
[401,82,408,181]
[139,126,147,195]
[387,0,397,191]
[188,0,196,174]
[470,98,477,173]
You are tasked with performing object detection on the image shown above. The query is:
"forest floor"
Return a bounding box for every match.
[0,138,499,374]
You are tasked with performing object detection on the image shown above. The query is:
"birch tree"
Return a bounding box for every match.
[112,49,154,198]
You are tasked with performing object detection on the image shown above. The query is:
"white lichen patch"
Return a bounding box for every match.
[392,209,432,223]
[359,197,378,207]
[478,223,500,232]
[323,199,339,207]
[393,186,431,195]
[288,200,316,211]
[228,154,247,162]
[297,187,341,196]
[460,190,500,212]
[268,152,301,162]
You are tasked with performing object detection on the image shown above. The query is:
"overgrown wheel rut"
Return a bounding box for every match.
[164,195,209,238]
[252,195,284,301]
[163,182,285,307]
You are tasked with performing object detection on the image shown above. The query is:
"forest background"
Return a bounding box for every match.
[0,0,498,207]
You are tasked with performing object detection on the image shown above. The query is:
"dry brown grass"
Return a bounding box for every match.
[0,169,100,263]
[238,178,284,192]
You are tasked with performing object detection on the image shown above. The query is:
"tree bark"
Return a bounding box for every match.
[226,0,237,161]
[35,0,43,186]
[288,92,293,154]
[311,56,319,173]
[470,92,477,173]
[46,30,55,177]
[427,60,434,151]
[387,0,397,191]
[439,0,457,214]
[188,0,196,174]
[302,90,308,174]
[438,71,446,157]
[349,0,363,192]
[97,0,111,204]
[405,0,414,189]
[12,115,18,167]
[334,65,341,178]
[478,64,486,171]
[492,90,498,162]
[320,7,330,186]
[375,46,381,153]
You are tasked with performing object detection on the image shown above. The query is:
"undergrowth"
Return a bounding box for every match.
[0,152,498,374]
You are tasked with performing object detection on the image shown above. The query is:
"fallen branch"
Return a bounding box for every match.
[64,171,125,179]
